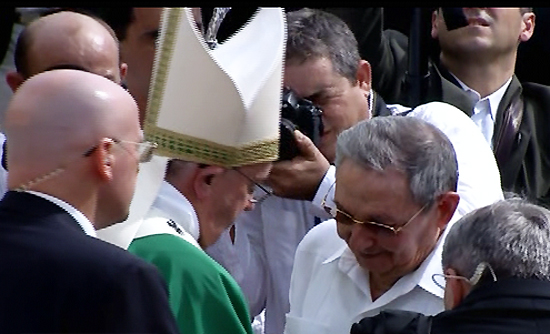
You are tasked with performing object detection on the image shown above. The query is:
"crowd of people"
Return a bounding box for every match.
[0,7,549,334]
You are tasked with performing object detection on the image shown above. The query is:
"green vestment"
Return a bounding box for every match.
[129,233,254,334]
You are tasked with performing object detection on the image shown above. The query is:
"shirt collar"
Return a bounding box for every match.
[451,73,512,121]
[152,180,200,241]
[26,190,97,237]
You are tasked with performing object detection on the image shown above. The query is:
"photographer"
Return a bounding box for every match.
[206,8,503,334]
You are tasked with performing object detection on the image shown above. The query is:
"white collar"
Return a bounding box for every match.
[26,190,96,237]
[152,180,200,241]
[451,73,512,121]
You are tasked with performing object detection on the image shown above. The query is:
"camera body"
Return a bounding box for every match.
[278,88,324,161]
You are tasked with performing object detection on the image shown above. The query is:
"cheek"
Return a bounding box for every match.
[336,222,351,241]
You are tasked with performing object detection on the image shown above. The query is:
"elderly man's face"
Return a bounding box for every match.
[284,57,370,163]
[334,159,442,283]
[432,8,535,59]
[199,162,272,247]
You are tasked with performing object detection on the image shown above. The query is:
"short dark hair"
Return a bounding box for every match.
[285,8,360,83]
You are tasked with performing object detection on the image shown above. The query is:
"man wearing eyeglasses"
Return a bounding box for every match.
[351,197,550,334]
[0,69,179,333]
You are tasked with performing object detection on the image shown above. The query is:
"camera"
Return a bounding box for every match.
[278,87,324,161]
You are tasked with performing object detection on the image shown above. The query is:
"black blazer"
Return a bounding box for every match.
[0,191,180,333]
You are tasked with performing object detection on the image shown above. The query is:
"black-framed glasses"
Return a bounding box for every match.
[84,139,158,163]
[232,168,273,204]
[432,262,497,290]
[321,181,429,234]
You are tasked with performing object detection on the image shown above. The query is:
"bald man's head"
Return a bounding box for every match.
[5,69,141,228]
[7,11,126,91]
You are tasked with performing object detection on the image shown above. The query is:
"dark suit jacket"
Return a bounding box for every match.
[330,8,550,207]
[352,278,550,334]
[0,191,180,333]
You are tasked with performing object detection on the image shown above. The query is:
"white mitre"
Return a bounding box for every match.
[97,7,286,249]
[145,7,286,167]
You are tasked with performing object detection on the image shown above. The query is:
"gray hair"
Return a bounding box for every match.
[442,197,550,281]
[285,8,360,83]
[335,116,458,206]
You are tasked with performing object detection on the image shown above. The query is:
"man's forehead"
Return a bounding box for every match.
[131,8,162,29]
[284,57,339,97]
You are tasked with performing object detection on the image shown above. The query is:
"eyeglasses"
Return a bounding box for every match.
[232,168,273,204]
[432,262,497,290]
[321,181,429,234]
[84,139,158,163]
[14,138,157,192]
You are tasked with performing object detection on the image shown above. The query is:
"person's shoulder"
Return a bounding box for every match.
[130,233,230,279]
[521,82,550,115]
[409,101,475,128]
[79,235,159,274]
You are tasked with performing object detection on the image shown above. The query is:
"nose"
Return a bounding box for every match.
[347,224,377,250]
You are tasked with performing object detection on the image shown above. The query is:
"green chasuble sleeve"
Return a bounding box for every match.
[128,233,254,334]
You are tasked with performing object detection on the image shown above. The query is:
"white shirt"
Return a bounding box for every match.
[285,219,445,334]
[451,74,513,147]
[208,101,504,334]
[151,181,200,241]
[27,190,96,237]
[207,194,322,334]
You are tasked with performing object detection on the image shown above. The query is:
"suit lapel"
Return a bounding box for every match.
[433,64,474,116]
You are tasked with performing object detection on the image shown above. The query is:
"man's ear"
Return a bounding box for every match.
[119,62,128,83]
[444,267,470,310]
[520,12,536,42]
[92,138,116,182]
[356,59,372,93]
[435,191,460,231]
[6,71,25,92]
[193,165,225,200]
[431,9,441,39]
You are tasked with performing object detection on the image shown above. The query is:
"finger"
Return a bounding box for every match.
[294,130,317,158]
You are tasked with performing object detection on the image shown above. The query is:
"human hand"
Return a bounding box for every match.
[266,130,330,201]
